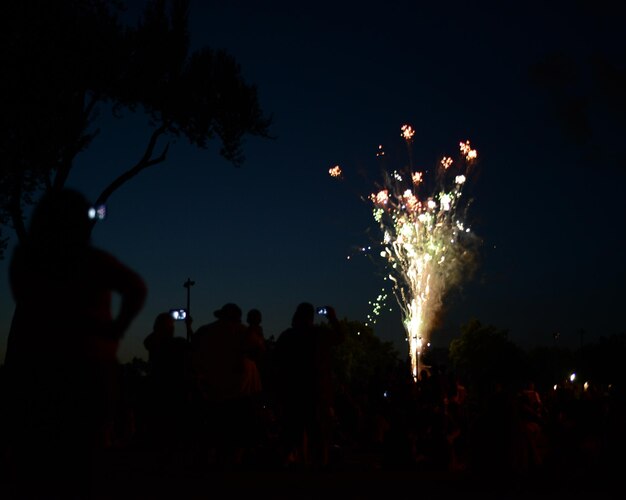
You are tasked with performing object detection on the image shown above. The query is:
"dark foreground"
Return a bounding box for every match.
[89,446,620,500]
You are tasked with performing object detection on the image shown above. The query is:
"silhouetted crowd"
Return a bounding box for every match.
[1,189,624,499]
[134,301,345,473]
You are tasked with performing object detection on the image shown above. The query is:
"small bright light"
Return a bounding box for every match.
[553,385,558,391]
[570,373,576,382]
[584,382,589,391]
[88,205,106,220]
[170,309,187,320]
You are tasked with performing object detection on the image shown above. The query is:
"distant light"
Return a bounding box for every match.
[584,382,589,391]
[553,385,558,391]
[570,373,576,382]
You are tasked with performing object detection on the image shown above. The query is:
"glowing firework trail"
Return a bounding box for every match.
[369,130,478,380]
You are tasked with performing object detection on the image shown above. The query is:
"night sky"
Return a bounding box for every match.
[2,0,625,364]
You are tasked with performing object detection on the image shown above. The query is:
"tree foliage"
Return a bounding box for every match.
[330,319,401,391]
[0,0,272,257]
[576,332,626,390]
[525,344,575,393]
[449,318,529,394]
[528,1,625,170]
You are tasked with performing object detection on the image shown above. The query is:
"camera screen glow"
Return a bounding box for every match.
[170,309,187,320]
[88,205,106,220]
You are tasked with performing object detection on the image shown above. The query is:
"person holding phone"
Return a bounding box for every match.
[3,188,147,497]
[273,302,345,469]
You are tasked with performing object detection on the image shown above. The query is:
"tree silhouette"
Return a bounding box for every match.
[331,319,401,390]
[575,332,626,389]
[526,344,575,393]
[528,1,625,171]
[0,0,272,257]
[449,318,529,397]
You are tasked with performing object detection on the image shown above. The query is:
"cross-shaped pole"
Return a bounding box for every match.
[183,277,195,342]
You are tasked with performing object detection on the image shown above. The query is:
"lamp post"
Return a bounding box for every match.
[183,277,195,342]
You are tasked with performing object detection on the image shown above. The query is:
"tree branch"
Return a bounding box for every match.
[53,92,101,190]
[94,125,169,207]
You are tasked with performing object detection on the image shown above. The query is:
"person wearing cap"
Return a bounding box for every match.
[190,303,246,398]
[189,302,250,467]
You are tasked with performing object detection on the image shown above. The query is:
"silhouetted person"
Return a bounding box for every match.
[239,308,269,465]
[144,312,190,380]
[273,302,345,469]
[466,381,529,488]
[140,312,192,460]
[3,188,147,498]
[242,308,265,396]
[246,309,263,331]
[519,380,545,470]
[189,302,251,468]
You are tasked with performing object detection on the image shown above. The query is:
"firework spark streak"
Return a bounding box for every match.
[368,129,479,380]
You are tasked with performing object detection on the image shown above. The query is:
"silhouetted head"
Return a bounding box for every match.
[153,312,175,338]
[291,302,314,329]
[214,303,242,322]
[247,308,262,326]
[28,188,93,250]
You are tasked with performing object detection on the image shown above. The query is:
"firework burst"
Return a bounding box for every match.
[367,128,479,380]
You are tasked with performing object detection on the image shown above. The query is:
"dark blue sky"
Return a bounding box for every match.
[2,0,625,363]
